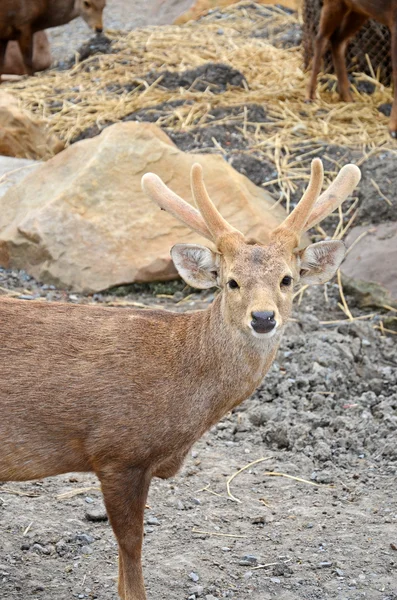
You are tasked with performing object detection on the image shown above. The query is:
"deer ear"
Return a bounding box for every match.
[298,240,345,285]
[171,244,219,289]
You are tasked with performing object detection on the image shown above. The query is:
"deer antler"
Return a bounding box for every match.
[304,163,361,230]
[142,164,242,245]
[278,158,324,234]
[273,159,361,244]
[190,164,240,242]
[141,171,213,242]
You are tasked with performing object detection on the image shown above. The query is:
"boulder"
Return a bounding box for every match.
[0,122,286,293]
[0,156,41,200]
[0,92,63,160]
[342,223,397,303]
[3,32,51,76]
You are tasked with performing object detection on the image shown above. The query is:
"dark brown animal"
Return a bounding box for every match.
[0,0,106,76]
[306,0,397,137]
[3,31,51,76]
[0,160,361,600]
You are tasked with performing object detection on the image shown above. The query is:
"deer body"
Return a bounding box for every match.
[306,0,397,136]
[0,160,361,599]
[0,294,277,483]
[0,0,105,76]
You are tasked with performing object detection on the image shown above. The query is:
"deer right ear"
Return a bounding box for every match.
[171,244,219,289]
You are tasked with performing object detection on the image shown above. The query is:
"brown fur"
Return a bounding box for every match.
[0,161,361,600]
[0,0,106,76]
[3,31,51,75]
[306,0,397,137]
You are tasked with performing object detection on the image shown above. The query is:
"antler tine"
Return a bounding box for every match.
[279,158,324,233]
[190,163,241,242]
[304,164,361,231]
[141,172,213,242]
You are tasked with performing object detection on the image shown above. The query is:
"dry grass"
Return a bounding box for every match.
[4,3,395,163]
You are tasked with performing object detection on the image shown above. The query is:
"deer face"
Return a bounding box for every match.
[171,234,344,342]
[76,0,106,32]
[142,159,360,343]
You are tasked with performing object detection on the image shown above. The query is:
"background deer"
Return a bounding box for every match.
[0,0,106,77]
[0,159,360,600]
[306,0,397,137]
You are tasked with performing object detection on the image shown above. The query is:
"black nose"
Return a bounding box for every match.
[95,27,103,33]
[251,311,276,334]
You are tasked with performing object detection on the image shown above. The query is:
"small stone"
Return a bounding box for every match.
[85,507,108,522]
[80,545,93,555]
[270,577,280,584]
[84,496,94,504]
[189,572,199,583]
[146,517,160,526]
[335,568,345,577]
[188,585,203,596]
[239,554,258,566]
[32,543,51,555]
[318,561,333,568]
[390,543,397,551]
[75,533,94,545]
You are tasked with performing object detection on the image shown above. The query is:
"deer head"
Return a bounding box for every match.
[75,0,106,32]
[142,160,361,343]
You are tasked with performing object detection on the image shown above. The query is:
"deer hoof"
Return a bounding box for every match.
[389,129,397,139]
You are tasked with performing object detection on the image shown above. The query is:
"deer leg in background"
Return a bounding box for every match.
[0,40,8,76]
[306,0,347,101]
[17,28,34,76]
[99,466,151,600]
[330,11,368,102]
[389,25,397,137]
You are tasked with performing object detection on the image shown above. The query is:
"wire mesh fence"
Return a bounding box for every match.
[302,0,392,86]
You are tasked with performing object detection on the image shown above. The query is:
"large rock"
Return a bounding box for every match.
[3,32,51,76]
[342,223,397,303]
[0,156,41,211]
[0,122,286,293]
[0,92,63,160]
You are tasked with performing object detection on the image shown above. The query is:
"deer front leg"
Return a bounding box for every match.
[17,28,34,76]
[330,12,368,102]
[389,25,397,137]
[306,1,346,101]
[0,40,8,78]
[99,466,151,600]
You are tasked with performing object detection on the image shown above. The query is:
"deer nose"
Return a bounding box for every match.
[251,311,276,334]
[95,26,103,33]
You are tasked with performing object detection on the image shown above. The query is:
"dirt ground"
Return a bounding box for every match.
[1,3,397,600]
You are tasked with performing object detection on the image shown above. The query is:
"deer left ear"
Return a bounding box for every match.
[298,240,346,285]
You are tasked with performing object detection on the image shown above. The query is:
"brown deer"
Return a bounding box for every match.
[0,0,106,77]
[306,0,397,137]
[0,159,361,600]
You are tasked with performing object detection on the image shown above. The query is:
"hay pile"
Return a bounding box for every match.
[4,2,396,209]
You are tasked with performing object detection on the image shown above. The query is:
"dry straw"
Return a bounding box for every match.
[3,2,395,188]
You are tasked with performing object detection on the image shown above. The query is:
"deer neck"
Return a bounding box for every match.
[39,0,78,28]
[186,293,282,430]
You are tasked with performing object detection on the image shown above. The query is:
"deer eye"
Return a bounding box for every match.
[281,275,293,287]
[84,1,90,7]
[228,279,239,290]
